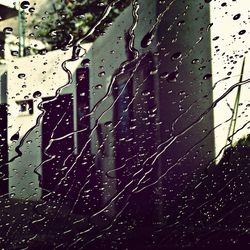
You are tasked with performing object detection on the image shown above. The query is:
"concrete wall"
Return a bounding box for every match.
[1,0,157,201]
[2,0,215,209]
[86,0,158,206]
[6,45,91,200]
[154,0,215,216]
[83,0,215,217]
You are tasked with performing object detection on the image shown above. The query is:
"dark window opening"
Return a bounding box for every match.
[16,99,34,115]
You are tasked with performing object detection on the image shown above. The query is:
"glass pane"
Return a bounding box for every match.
[0,0,249,249]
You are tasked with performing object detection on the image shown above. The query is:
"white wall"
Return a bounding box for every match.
[5,0,158,201]
[5,0,217,204]
[7,45,92,200]
[210,1,250,159]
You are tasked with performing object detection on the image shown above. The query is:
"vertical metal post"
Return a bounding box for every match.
[18,2,25,57]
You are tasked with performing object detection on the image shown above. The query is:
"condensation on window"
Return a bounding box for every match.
[0,0,249,249]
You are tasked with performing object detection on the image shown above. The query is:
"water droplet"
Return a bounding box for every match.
[141,90,151,96]
[11,51,19,56]
[104,121,112,127]
[10,131,19,142]
[129,125,136,130]
[199,66,206,71]
[191,58,200,64]
[159,72,169,79]
[177,20,185,26]
[148,106,157,114]
[33,91,41,98]
[81,58,90,67]
[95,84,102,89]
[171,52,182,60]
[196,36,203,44]
[141,31,155,48]
[49,30,58,37]
[204,0,212,3]
[233,14,241,20]
[20,1,30,9]
[179,91,186,96]
[212,36,219,41]
[150,67,158,75]
[3,27,13,35]
[203,73,212,80]
[29,7,35,13]
[167,71,179,82]
[98,71,105,77]
[206,23,213,31]
[239,30,246,35]
[18,73,26,79]
[39,49,47,55]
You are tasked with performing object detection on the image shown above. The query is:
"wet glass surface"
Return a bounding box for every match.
[0,0,249,249]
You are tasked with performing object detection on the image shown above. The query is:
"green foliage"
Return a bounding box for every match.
[235,134,250,148]
[226,57,245,147]
[33,0,131,50]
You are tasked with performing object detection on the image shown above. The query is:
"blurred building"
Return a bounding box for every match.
[0,0,215,219]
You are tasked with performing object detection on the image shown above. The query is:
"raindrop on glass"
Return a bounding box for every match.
[39,49,47,55]
[233,14,241,20]
[177,20,185,26]
[81,58,90,67]
[20,1,30,9]
[239,30,246,35]
[105,121,113,127]
[11,51,19,56]
[18,73,26,79]
[3,27,13,35]
[33,91,42,98]
[203,73,212,80]
[95,84,103,89]
[29,7,35,13]
[191,58,200,64]
[167,71,179,82]
[98,71,105,77]
[141,90,151,96]
[171,52,182,60]
[10,131,19,142]
[160,72,169,79]
[150,67,158,75]
[141,31,155,48]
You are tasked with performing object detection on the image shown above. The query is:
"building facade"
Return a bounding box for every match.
[0,0,214,219]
